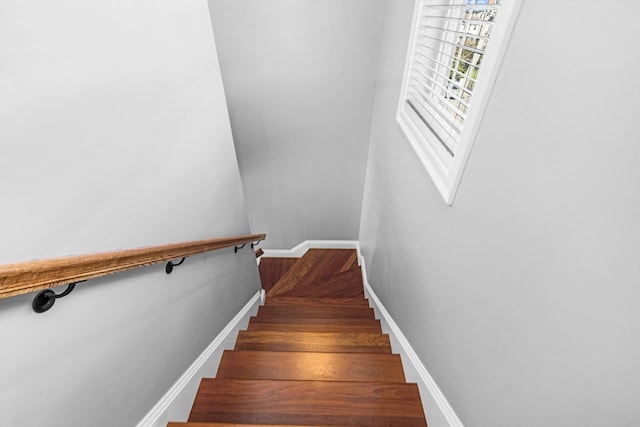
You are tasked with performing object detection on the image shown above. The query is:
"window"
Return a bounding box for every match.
[397,0,521,204]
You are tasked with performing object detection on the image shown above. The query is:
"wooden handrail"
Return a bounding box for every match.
[0,233,266,299]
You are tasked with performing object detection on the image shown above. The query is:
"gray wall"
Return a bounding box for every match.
[0,1,260,426]
[359,1,640,426]
[208,0,384,249]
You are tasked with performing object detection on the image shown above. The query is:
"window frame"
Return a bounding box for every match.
[397,0,522,205]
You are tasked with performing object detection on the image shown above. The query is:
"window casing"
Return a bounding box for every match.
[397,0,521,204]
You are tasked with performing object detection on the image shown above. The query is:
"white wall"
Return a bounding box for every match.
[208,0,384,249]
[359,1,640,426]
[0,1,261,426]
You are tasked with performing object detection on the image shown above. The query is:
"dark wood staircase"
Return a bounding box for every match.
[168,249,428,427]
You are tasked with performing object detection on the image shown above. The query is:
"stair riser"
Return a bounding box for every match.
[246,322,382,334]
[265,297,370,307]
[257,305,375,319]
[169,423,349,427]
[249,316,380,326]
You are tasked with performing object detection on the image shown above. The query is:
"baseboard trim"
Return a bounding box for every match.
[260,240,359,259]
[135,291,262,427]
[356,249,464,427]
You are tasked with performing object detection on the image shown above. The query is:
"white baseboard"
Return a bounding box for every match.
[356,249,464,427]
[260,240,359,259]
[135,291,262,427]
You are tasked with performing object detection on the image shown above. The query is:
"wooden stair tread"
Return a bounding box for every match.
[258,257,298,292]
[249,316,380,326]
[265,297,369,307]
[249,316,380,327]
[234,331,392,353]
[267,249,358,297]
[276,267,364,298]
[169,423,351,427]
[257,304,374,319]
[247,320,382,334]
[247,318,382,334]
[217,350,406,382]
[188,379,426,426]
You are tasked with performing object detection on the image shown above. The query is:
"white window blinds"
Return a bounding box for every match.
[397,0,520,205]
[405,0,500,157]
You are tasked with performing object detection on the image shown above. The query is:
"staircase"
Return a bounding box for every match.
[168,249,428,427]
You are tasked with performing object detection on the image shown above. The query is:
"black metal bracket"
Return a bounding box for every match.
[32,281,84,313]
[236,240,263,253]
[165,257,186,274]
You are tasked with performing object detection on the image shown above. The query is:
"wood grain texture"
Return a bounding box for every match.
[267,249,358,297]
[274,267,364,298]
[258,258,298,292]
[257,305,374,319]
[265,297,369,307]
[292,248,356,280]
[247,319,382,334]
[248,316,381,327]
[188,379,427,426]
[169,422,351,427]
[246,317,382,334]
[217,350,406,383]
[234,331,392,353]
[0,233,266,299]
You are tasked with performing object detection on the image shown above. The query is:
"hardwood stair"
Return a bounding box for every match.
[216,351,406,382]
[257,257,298,292]
[173,249,427,427]
[246,316,382,333]
[169,424,352,427]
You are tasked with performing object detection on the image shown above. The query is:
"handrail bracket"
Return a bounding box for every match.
[165,257,186,274]
[32,281,84,314]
